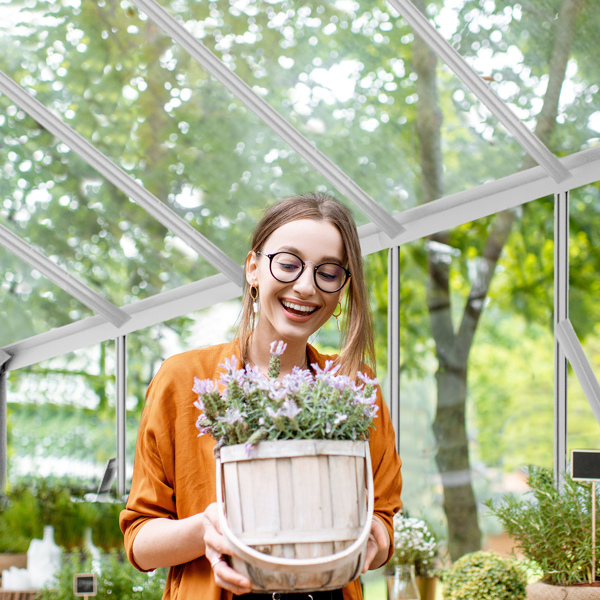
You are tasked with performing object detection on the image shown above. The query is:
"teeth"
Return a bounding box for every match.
[282,300,317,313]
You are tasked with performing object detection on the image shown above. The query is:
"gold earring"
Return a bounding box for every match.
[250,285,259,314]
[332,302,342,332]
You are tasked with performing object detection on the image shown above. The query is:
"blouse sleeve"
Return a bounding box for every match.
[369,383,403,562]
[119,362,180,572]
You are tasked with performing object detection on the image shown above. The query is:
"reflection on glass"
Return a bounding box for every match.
[567,183,600,453]
[6,344,119,481]
[399,201,554,560]
[0,93,220,307]
[0,245,94,346]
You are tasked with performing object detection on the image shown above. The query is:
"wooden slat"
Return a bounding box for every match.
[223,462,243,533]
[237,460,256,534]
[236,526,362,546]
[220,439,366,462]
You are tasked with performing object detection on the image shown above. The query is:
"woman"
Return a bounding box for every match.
[120,193,402,600]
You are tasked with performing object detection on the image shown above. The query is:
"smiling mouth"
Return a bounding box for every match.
[281,300,318,316]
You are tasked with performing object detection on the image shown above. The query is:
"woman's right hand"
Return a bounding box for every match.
[202,502,253,596]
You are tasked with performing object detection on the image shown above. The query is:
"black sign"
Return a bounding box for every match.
[572,450,600,481]
[74,573,97,596]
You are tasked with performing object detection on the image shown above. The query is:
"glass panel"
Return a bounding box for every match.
[155,0,527,211]
[430,0,600,151]
[0,94,218,307]
[0,0,349,249]
[567,183,600,451]
[399,199,554,560]
[7,344,120,481]
[0,245,94,346]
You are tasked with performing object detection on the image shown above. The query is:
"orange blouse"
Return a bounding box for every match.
[120,339,402,600]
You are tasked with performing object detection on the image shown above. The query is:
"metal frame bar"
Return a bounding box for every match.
[0,223,130,328]
[0,70,244,286]
[0,364,6,493]
[387,246,401,452]
[116,336,127,497]
[387,0,571,183]
[554,191,569,480]
[3,273,240,371]
[4,147,600,372]
[130,0,405,240]
[556,319,600,424]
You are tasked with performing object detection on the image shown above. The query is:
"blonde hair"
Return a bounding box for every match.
[237,193,375,377]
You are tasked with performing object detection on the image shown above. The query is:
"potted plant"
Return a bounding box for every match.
[486,466,600,599]
[386,513,440,600]
[442,550,527,600]
[194,341,380,592]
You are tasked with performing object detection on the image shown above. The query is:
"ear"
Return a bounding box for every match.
[245,251,259,287]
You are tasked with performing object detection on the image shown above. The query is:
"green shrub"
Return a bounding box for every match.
[443,550,527,600]
[38,550,167,600]
[0,477,125,553]
[486,466,599,585]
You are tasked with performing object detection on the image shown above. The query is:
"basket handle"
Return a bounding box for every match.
[215,443,375,575]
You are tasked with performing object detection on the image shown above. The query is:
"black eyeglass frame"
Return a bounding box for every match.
[255,251,351,293]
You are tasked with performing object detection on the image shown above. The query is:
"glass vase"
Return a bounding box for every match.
[389,564,421,600]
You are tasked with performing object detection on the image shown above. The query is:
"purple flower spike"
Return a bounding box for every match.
[357,371,378,386]
[270,340,287,356]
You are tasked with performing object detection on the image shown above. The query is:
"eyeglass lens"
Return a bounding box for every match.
[269,252,347,292]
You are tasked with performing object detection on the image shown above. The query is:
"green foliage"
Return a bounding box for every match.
[0,477,125,553]
[37,550,167,600]
[486,466,599,585]
[442,551,527,600]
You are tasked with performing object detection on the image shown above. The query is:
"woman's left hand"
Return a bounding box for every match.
[362,516,390,573]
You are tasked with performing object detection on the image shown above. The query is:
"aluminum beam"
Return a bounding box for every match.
[116,336,127,498]
[360,147,600,255]
[387,246,401,453]
[0,223,130,328]
[0,365,6,492]
[554,191,568,480]
[556,319,600,425]
[3,146,599,372]
[130,0,404,240]
[0,70,244,287]
[387,0,571,184]
[3,273,240,371]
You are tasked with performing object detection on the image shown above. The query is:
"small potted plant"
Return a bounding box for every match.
[486,466,600,599]
[442,550,527,600]
[386,513,440,600]
[193,341,380,592]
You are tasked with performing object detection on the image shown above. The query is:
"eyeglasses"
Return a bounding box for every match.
[256,251,351,293]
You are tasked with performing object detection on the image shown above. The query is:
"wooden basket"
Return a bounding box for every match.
[216,439,374,593]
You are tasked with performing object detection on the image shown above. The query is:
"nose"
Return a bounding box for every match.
[292,265,316,295]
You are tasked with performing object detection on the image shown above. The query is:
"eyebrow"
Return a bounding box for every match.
[275,246,344,264]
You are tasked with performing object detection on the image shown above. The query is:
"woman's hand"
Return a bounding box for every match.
[361,515,391,573]
[202,503,253,595]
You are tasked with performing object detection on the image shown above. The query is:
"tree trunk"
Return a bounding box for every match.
[411,0,584,560]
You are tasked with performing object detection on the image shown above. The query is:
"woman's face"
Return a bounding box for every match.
[246,218,347,346]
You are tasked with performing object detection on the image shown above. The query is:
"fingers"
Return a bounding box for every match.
[210,555,252,595]
[203,503,252,594]
[361,537,379,574]
[361,517,390,574]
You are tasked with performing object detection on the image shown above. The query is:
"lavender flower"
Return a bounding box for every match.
[193,340,378,448]
[270,341,287,356]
